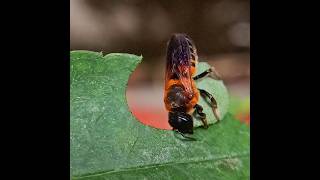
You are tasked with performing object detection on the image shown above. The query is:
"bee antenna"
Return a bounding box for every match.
[173,129,197,141]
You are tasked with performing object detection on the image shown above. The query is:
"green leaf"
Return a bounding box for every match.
[70,50,250,180]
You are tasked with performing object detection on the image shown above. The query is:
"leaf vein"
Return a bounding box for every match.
[72,153,249,179]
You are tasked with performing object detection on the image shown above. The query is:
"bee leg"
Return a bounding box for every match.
[193,67,221,80]
[194,104,209,129]
[198,89,221,123]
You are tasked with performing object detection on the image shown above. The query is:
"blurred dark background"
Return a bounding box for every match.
[70,0,250,125]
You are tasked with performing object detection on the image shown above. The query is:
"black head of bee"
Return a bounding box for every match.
[168,111,193,134]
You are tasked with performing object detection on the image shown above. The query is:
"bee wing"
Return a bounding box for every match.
[171,48,194,94]
[165,35,194,94]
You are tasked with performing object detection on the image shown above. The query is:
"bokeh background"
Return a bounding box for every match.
[70,0,250,128]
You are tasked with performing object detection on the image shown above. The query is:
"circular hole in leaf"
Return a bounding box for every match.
[126,62,171,130]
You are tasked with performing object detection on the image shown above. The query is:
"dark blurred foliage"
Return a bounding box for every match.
[71,0,249,96]
[71,0,249,60]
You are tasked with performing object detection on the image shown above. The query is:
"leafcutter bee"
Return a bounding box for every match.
[164,33,221,140]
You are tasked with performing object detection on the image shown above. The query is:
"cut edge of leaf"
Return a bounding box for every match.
[70,50,103,57]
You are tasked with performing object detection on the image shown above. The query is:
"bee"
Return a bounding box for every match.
[164,33,221,140]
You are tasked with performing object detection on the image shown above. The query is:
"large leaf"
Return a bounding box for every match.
[70,50,250,179]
